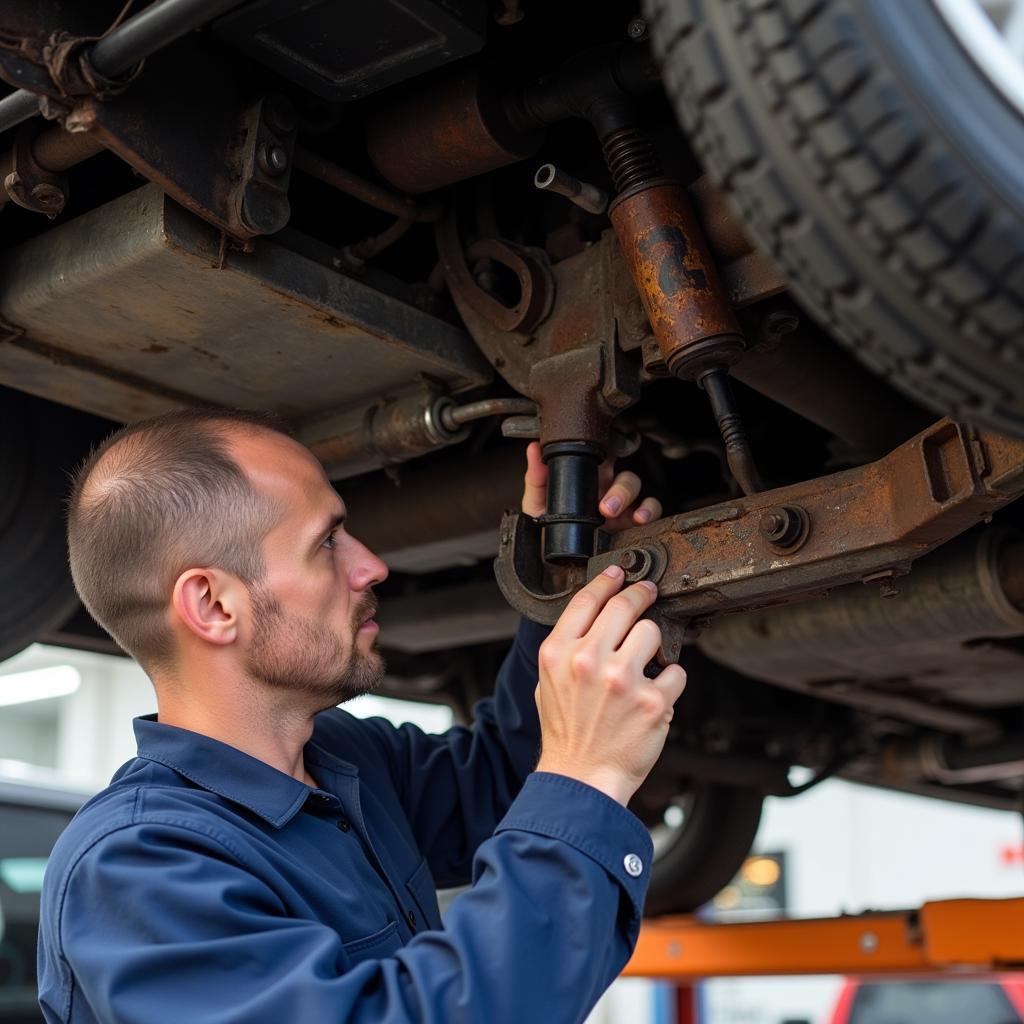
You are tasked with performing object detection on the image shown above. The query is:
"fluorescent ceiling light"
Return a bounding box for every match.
[0,665,81,707]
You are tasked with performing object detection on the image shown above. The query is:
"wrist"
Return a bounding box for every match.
[534,760,634,807]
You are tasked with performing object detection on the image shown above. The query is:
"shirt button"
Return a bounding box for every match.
[337,818,351,832]
[406,909,416,928]
[624,853,644,877]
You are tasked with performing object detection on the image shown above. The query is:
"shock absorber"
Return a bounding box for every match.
[600,105,763,494]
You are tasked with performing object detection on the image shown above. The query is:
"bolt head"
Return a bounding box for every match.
[627,16,647,39]
[619,549,643,572]
[759,505,809,550]
[257,143,289,177]
[763,310,800,339]
[30,182,64,209]
[759,510,788,540]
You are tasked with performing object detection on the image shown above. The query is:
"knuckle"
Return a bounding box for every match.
[634,618,661,641]
[607,594,634,615]
[601,665,629,693]
[538,643,559,672]
[569,647,597,678]
[637,691,663,718]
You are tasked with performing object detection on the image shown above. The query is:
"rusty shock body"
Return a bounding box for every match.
[603,113,763,494]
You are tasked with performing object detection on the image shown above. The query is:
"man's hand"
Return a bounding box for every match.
[534,566,687,807]
[521,441,662,531]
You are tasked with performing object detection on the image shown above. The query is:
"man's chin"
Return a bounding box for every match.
[330,650,386,706]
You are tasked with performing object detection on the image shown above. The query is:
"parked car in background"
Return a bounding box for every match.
[0,775,85,1024]
[829,976,1024,1024]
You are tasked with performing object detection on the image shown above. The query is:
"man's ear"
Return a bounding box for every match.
[171,568,243,647]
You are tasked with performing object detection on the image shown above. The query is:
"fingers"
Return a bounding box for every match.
[651,663,688,716]
[587,578,658,654]
[616,616,663,666]
[632,495,662,525]
[599,470,663,528]
[521,441,548,518]
[599,470,640,520]
[549,563,627,640]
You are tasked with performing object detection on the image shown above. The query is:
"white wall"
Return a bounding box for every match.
[703,780,1024,1024]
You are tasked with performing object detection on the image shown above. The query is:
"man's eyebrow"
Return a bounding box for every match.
[311,508,346,547]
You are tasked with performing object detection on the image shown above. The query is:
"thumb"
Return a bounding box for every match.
[522,441,548,517]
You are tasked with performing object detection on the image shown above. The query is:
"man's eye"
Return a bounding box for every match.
[323,529,338,550]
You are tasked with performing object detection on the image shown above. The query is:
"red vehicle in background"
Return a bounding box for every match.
[829,977,1024,1024]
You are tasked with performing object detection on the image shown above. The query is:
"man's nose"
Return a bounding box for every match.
[348,536,388,590]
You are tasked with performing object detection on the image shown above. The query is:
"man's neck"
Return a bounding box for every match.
[155,678,319,787]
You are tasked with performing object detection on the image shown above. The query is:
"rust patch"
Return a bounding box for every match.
[611,182,744,379]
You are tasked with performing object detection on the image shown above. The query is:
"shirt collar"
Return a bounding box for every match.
[132,715,353,829]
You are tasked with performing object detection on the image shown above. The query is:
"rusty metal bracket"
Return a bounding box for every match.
[495,419,1024,657]
[3,121,68,217]
[231,94,297,237]
[463,237,555,333]
[73,40,295,240]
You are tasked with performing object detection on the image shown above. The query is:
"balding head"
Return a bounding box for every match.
[67,409,288,670]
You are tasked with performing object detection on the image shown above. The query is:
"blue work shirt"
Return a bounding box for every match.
[38,620,654,1023]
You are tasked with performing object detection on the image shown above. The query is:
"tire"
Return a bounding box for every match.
[644,0,1024,437]
[0,389,107,663]
[645,782,763,916]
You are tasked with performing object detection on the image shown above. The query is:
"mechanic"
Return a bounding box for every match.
[37,408,686,1024]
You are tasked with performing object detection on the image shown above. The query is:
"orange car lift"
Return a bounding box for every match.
[623,898,1024,980]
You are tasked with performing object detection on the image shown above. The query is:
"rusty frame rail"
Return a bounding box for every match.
[495,420,1024,660]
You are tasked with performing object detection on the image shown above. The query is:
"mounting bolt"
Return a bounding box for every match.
[619,549,644,572]
[762,310,800,341]
[627,16,648,40]
[257,143,289,177]
[30,182,64,210]
[617,547,654,582]
[759,505,810,552]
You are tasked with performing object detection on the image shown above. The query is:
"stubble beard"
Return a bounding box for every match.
[245,586,385,710]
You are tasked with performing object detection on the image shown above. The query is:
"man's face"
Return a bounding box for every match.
[230,430,389,710]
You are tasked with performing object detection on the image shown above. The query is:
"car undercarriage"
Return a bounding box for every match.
[1,0,1023,912]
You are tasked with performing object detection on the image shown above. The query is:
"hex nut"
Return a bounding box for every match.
[257,143,289,177]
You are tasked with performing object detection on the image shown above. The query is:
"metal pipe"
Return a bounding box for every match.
[884,731,1024,785]
[0,0,249,135]
[442,397,537,429]
[699,529,1024,733]
[89,0,243,76]
[343,444,524,568]
[0,91,41,135]
[293,148,440,223]
[533,163,608,215]
[335,217,414,270]
[297,393,469,481]
[0,129,104,210]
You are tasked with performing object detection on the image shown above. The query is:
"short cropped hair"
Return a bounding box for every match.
[67,408,288,669]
